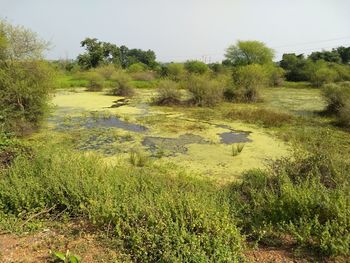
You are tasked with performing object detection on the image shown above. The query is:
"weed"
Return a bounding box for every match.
[51,250,81,263]
[231,143,245,156]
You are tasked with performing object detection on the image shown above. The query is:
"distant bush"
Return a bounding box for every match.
[230,153,350,257]
[110,71,134,96]
[0,147,244,262]
[265,65,285,87]
[322,82,350,114]
[307,61,338,87]
[84,71,105,91]
[230,64,268,102]
[95,64,118,80]
[184,60,209,74]
[162,63,185,81]
[184,75,225,106]
[130,71,155,81]
[153,80,182,105]
[127,62,147,73]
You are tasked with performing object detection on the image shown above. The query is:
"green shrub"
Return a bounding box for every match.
[264,65,285,87]
[338,102,350,128]
[0,60,55,134]
[307,61,338,87]
[322,82,350,114]
[184,75,225,106]
[127,62,147,73]
[153,80,182,105]
[130,71,155,81]
[95,64,118,80]
[164,63,185,81]
[230,153,350,257]
[110,72,134,96]
[84,71,105,91]
[0,147,244,262]
[184,60,209,74]
[231,64,268,102]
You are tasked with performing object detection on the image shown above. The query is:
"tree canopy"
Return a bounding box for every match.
[77,38,157,69]
[225,40,275,66]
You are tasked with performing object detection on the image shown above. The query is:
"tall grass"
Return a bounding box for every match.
[0,146,244,262]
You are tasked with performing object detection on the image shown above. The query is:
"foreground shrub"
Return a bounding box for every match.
[110,72,134,96]
[184,75,225,106]
[153,80,182,105]
[322,82,350,114]
[230,64,268,102]
[184,60,209,75]
[0,147,244,262]
[0,61,54,134]
[230,153,350,257]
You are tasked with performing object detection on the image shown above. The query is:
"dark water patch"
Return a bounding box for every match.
[219,132,252,144]
[142,134,209,157]
[53,116,148,133]
[109,98,130,108]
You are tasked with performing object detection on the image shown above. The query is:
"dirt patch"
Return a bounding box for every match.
[0,221,125,263]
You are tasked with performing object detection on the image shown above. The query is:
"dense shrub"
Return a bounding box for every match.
[230,64,268,102]
[322,82,350,114]
[264,65,285,87]
[184,75,225,106]
[95,64,118,80]
[0,61,54,134]
[184,60,209,74]
[127,62,147,73]
[230,153,350,257]
[153,80,182,105]
[84,71,105,91]
[306,60,338,87]
[162,63,185,81]
[130,71,155,81]
[0,147,244,262]
[110,71,134,96]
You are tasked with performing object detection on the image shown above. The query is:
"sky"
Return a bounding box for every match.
[1,0,350,62]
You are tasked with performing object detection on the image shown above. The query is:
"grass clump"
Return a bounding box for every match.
[129,148,148,167]
[153,79,182,105]
[230,153,350,257]
[231,143,245,156]
[0,146,244,262]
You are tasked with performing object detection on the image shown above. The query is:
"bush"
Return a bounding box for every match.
[110,71,134,96]
[153,80,182,105]
[0,147,244,262]
[338,103,350,128]
[231,64,268,102]
[0,60,55,134]
[130,71,155,81]
[84,71,105,91]
[322,82,350,114]
[184,75,225,106]
[184,60,208,74]
[127,62,147,73]
[163,63,185,81]
[307,61,338,87]
[265,65,285,87]
[95,64,118,80]
[230,153,350,257]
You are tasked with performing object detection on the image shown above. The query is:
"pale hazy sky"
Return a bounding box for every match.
[1,0,350,62]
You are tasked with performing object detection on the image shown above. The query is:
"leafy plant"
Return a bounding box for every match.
[231,143,245,156]
[51,250,80,263]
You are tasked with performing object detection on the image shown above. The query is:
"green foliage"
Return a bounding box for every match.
[154,79,182,105]
[230,64,268,102]
[306,60,338,87]
[127,62,147,73]
[129,148,148,167]
[0,61,55,134]
[95,64,118,80]
[264,64,285,87]
[280,53,309,82]
[184,60,209,74]
[84,70,105,91]
[231,144,244,156]
[230,153,350,257]
[225,40,275,66]
[52,250,81,263]
[161,63,185,81]
[0,147,244,262]
[184,75,225,106]
[110,71,134,96]
[322,82,350,114]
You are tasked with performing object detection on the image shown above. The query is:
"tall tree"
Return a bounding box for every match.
[225,40,274,66]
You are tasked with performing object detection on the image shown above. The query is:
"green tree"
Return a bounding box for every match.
[184,60,208,74]
[225,40,274,66]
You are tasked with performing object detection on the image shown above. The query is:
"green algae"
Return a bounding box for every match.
[48,89,292,182]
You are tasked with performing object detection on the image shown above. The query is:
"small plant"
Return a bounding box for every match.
[110,71,134,97]
[231,143,245,156]
[129,148,148,167]
[153,80,182,105]
[51,250,80,263]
